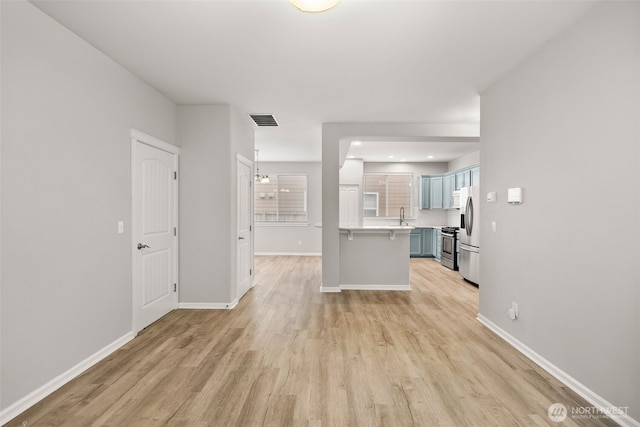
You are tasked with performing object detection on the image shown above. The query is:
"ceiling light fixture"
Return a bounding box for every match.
[289,0,342,13]
[255,149,270,183]
[352,141,362,146]
[427,155,434,159]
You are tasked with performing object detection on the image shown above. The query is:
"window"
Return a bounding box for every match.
[362,173,413,218]
[255,174,308,224]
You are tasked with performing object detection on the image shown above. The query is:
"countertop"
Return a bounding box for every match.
[339,226,414,231]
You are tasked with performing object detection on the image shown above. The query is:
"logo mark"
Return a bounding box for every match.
[548,403,568,422]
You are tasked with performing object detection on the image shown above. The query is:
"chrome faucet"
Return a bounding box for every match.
[400,206,405,226]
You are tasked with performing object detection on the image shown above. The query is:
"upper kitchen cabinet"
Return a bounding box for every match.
[455,169,471,190]
[442,173,455,209]
[421,176,443,209]
[454,166,480,190]
[470,166,480,186]
[421,165,479,210]
[429,176,443,209]
[420,176,431,209]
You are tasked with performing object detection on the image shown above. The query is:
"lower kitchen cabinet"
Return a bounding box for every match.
[410,228,438,258]
[409,231,423,256]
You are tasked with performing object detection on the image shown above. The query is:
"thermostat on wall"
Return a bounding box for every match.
[486,191,497,203]
[507,187,523,204]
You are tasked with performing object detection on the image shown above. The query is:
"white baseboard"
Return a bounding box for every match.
[179,299,238,310]
[0,332,135,426]
[477,314,640,427]
[320,284,412,292]
[340,284,411,291]
[255,252,322,256]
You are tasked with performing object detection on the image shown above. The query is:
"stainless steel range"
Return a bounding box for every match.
[441,226,459,270]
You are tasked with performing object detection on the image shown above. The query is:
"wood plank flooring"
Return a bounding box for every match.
[7,257,617,426]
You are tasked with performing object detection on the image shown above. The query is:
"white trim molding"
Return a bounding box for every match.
[319,284,341,293]
[340,284,411,291]
[0,332,135,426]
[130,129,179,154]
[179,300,239,310]
[255,252,322,257]
[236,152,253,166]
[477,314,640,427]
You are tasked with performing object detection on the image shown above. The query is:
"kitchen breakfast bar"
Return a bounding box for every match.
[338,226,413,290]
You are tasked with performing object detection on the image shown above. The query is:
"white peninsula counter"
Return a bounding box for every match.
[339,226,413,290]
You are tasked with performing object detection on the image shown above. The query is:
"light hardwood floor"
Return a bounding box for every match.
[7,257,616,426]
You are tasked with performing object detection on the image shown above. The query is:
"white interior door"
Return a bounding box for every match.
[237,154,253,300]
[132,132,179,333]
[339,185,359,228]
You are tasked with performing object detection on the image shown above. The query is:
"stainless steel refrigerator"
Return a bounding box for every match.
[459,186,480,285]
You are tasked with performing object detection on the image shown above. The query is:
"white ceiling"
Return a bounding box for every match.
[31,0,595,162]
[347,139,480,163]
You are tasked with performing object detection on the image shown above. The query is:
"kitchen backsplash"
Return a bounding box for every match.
[413,209,449,226]
[362,208,459,227]
[447,210,461,227]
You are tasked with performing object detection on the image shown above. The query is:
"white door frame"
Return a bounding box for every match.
[237,153,254,298]
[131,129,180,333]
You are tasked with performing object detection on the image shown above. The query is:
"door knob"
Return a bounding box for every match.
[137,243,150,250]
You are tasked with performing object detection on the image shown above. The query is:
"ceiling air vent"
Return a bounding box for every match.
[249,114,278,127]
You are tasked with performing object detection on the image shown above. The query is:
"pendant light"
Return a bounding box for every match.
[289,0,341,13]
[255,149,269,183]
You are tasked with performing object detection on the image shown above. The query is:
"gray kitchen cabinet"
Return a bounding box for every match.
[423,166,479,209]
[456,170,471,190]
[410,228,437,258]
[420,177,430,209]
[435,228,442,261]
[471,166,480,186]
[442,173,455,209]
[410,230,423,256]
[429,176,443,209]
[422,228,434,256]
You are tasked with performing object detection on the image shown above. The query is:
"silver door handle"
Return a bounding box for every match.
[238,237,245,240]
[137,243,150,250]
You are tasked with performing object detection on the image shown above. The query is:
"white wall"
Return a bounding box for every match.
[178,105,255,304]
[481,1,639,420]
[1,0,177,413]
[255,162,322,255]
[177,105,231,304]
[339,159,363,185]
[447,150,479,172]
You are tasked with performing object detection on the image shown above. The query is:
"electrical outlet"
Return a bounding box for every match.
[298,240,302,246]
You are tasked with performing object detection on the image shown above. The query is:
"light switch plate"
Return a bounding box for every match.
[117,221,124,234]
